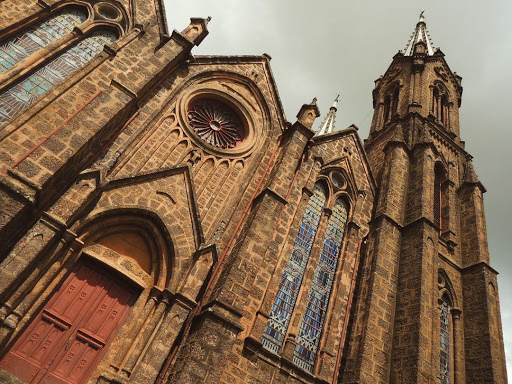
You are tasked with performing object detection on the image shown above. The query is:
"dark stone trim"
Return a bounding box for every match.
[194,300,244,333]
[461,261,499,276]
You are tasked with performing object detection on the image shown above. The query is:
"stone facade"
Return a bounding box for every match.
[0,2,507,384]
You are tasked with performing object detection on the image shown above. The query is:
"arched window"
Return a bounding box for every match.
[383,95,391,123]
[440,294,451,384]
[434,163,447,230]
[383,85,399,124]
[0,8,87,72]
[432,84,450,128]
[293,197,349,372]
[0,30,116,124]
[262,183,327,354]
[441,94,449,127]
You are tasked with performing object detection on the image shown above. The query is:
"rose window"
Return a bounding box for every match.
[187,99,243,149]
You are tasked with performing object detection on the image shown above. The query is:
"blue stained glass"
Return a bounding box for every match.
[0,30,117,126]
[262,184,327,354]
[440,297,450,384]
[0,9,87,72]
[293,197,349,372]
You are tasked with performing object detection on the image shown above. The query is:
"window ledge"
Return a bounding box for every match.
[243,336,329,384]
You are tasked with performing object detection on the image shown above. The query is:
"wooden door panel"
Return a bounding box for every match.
[1,307,71,382]
[0,261,137,384]
[50,266,103,324]
[44,279,134,384]
[81,279,132,342]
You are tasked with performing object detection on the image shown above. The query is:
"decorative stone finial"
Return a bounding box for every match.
[296,98,321,129]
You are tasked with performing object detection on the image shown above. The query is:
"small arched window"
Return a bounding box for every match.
[262,183,327,354]
[0,8,87,72]
[383,85,399,124]
[293,197,349,372]
[432,84,450,128]
[441,94,449,126]
[0,30,116,125]
[440,294,451,384]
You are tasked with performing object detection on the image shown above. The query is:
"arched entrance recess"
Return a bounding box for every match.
[0,258,138,383]
[0,210,173,383]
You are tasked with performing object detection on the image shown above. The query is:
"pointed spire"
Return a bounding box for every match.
[316,94,340,136]
[404,11,435,56]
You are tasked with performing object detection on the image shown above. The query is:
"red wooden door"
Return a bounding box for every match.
[0,261,136,384]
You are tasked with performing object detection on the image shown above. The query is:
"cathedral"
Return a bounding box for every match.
[0,1,507,383]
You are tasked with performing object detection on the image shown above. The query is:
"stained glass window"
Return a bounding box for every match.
[0,9,87,72]
[294,197,349,372]
[187,99,244,149]
[0,30,117,125]
[440,296,451,384]
[262,183,327,354]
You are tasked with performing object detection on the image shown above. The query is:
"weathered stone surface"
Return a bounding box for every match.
[0,4,506,384]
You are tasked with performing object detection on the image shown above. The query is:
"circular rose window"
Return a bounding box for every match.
[187,99,244,149]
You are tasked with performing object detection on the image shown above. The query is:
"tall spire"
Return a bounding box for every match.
[404,11,435,56]
[316,94,339,136]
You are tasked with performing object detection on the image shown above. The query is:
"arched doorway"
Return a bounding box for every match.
[0,259,138,383]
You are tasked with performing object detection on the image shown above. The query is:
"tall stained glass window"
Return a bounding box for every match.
[0,30,117,125]
[262,183,327,354]
[293,197,349,372]
[0,9,88,72]
[440,296,451,384]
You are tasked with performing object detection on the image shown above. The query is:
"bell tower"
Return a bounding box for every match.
[341,13,507,384]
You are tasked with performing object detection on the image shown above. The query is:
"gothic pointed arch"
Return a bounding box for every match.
[437,269,460,384]
[0,2,128,126]
[293,195,350,372]
[431,80,451,128]
[382,80,401,123]
[262,182,328,354]
[78,208,175,289]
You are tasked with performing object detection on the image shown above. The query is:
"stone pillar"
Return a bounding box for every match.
[458,163,489,267]
[451,308,465,384]
[462,265,507,384]
[391,140,438,383]
[341,133,409,384]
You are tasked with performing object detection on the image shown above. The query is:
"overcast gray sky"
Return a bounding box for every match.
[165,0,512,377]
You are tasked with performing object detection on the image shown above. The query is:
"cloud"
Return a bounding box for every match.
[165,1,512,378]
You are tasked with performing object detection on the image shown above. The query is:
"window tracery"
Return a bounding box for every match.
[187,99,244,149]
[0,8,88,73]
[262,183,327,354]
[440,294,451,384]
[293,197,349,372]
[431,83,450,128]
[0,30,117,125]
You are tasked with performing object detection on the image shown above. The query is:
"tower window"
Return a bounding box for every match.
[432,85,450,128]
[383,86,399,124]
[440,294,451,384]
